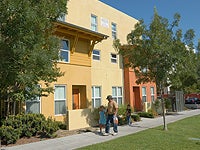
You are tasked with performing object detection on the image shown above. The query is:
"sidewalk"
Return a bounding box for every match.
[2,109,200,150]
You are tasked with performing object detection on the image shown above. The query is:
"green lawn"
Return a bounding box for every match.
[78,115,200,150]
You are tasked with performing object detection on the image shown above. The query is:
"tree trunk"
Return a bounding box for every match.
[160,86,168,131]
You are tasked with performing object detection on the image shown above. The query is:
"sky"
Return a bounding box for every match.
[100,0,200,48]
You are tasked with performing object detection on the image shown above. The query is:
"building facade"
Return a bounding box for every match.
[26,0,157,130]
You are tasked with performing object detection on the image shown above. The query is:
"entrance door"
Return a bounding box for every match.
[133,87,142,111]
[72,89,79,109]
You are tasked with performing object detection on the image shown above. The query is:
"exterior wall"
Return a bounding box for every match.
[124,67,157,112]
[41,47,92,126]
[38,25,96,129]
[66,0,138,106]
[25,0,157,130]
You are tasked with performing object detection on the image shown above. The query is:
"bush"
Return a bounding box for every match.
[42,117,59,138]
[137,112,154,118]
[91,107,100,125]
[131,114,141,122]
[55,121,67,130]
[1,113,60,144]
[164,98,172,110]
[0,125,21,145]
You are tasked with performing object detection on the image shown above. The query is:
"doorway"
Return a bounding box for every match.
[72,89,79,109]
[133,87,142,111]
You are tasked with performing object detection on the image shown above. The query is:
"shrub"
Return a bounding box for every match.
[138,112,154,118]
[1,113,60,143]
[0,125,21,145]
[42,117,59,138]
[55,121,67,130]
[148,108,158,117]
[164,98,172,110]
[91,107,100,125]
[131,114,141,122]
[118,105,127,115]
[118,115,126,125]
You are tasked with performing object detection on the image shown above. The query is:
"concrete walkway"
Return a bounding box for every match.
[2,109,200,150]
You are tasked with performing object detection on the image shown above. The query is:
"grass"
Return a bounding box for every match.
[78,115,200,150]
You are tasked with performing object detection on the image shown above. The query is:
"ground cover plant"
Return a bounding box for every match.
[78,115,200,150]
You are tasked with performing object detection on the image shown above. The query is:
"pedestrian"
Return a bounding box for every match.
[99,105,106,135]
[103,95,118,136]
[126,104,132,125]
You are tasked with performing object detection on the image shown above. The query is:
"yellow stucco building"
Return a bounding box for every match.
[26,0,138,130]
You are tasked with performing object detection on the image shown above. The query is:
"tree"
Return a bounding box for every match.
[114,8,197,130]
[0,0,68,117]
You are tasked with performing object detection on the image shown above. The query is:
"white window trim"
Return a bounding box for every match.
[91,14,98,32]
[112,86,123,105]
[60,39,70,63]
[54,85,67,116]
[111,22,117,39]
[92,49,101,61]
[111,53,117,63]
[25,85,41,114]
[92,86,102,108]
[151,87,155,102]
[142,87,147,102]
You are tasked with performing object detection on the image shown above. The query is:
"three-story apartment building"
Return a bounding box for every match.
[26,0,157,130]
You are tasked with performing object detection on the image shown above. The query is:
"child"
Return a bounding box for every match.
[99,105,106,134]
[126,104,132,125]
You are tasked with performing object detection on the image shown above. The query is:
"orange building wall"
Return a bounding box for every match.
[124,66,157,111]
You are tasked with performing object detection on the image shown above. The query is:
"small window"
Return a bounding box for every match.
[58,13,66,22]
[92,86,101,108]
[26,85,41,114]
[55,85,66,115]
[60,40,70,63]
[111,23,117,39]
[142,87,147,102]
[91,14,98,32]
[112,86,123,105]
[92,49,100,60]
[111,53,117,63]
[151,87,155,102]
[26,98,40,114]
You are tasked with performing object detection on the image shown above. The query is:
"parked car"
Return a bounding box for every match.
[185,97,200,104]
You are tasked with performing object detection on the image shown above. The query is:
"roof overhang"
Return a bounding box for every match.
[54,21,108,56]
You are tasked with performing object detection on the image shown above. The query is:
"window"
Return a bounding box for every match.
[142,87,147,102]
[112,87,123,105]
[111,53,117,63]
[111,23,117,39]
[26,85,41,114]
[60,40,70,63]
[91,14,98,32]
[26,95,40,114]
[151,87,155,102]
[92,49,100,61]
[92,86,101,108]
[55,85,66,115]
[58,13,66,22]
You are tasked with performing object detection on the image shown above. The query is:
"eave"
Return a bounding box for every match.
[54,21,108,56]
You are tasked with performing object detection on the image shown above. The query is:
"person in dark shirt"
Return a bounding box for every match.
[126,104,132,125]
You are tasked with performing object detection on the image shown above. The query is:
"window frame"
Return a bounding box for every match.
[25,85,41,114]
[92,86,102,108]
[91,14,98,32]
[60,39,70,63]
[111,22,117,39]
[142,87,147,102]
[54,85,67,116]
[58,13,66,22]
[111,53,117,63]
[112,86,123,105]
[151,87,155,102]
[92,49,101,61]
